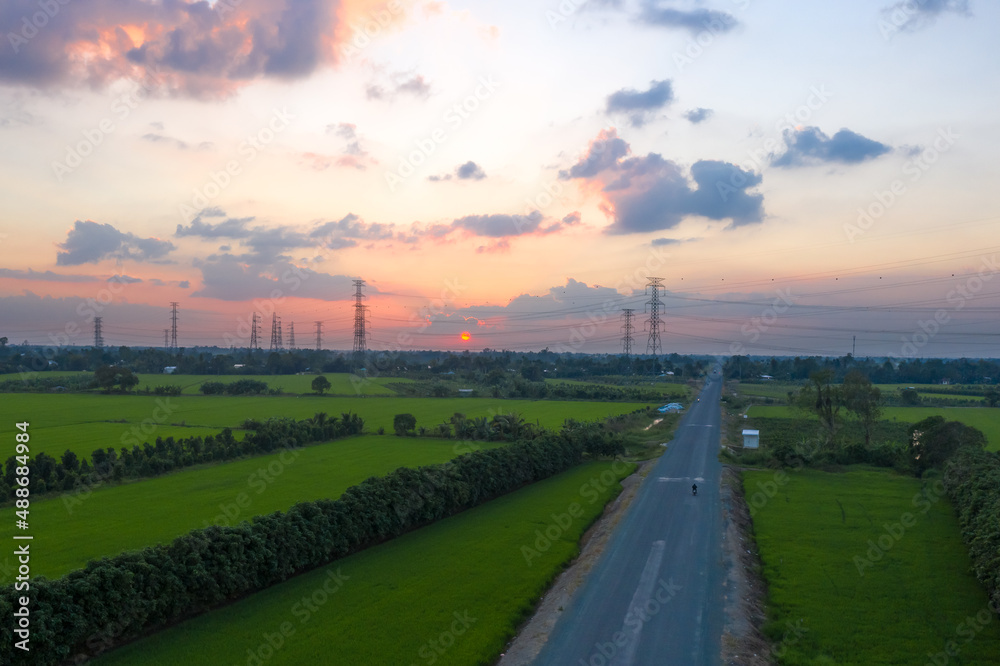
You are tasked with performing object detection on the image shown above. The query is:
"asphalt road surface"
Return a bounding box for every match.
[533,373,725,666]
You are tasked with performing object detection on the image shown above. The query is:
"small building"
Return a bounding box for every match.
[760,374,774,381]
[742,429,760,449]
[458,389,474,397]
[163,366,177,374]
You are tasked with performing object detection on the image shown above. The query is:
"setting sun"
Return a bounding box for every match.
[460,331,471,341]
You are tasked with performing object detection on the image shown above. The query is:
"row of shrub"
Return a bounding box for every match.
[943,447,1000,616]
[0,413,364,502]
[199,379,273,395]
[0,432,591,665]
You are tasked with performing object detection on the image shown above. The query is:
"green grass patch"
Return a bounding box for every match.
[746,467,1000,664]
[3,393,652,459]
[748,405,1000,451]
[93,460,633,666]
[0,436,500,580]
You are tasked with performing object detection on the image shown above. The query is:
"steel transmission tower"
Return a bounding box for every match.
[269,314,281,351]
[352,279,368,355]
[169,302,179,351]
[250,313,259,352]
[163,329,169,349]
[644,278,664,355]
[93,317,104,348]
[620,309,634,356]
[288,322,295,349]
[314,321,323,351]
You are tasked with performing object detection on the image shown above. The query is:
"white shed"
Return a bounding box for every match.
[742,429,760,449]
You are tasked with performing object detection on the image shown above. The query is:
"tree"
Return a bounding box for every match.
[909,416,986,473]
[311,375,331,395]
[796,369,840,441]
[393,413,417,436]
[984,387,1000,407]
[842,370,882,447]
[900,388,921,405]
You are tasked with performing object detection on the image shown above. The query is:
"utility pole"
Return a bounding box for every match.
[314,321,323,351]
[852,335,856,357]
[620,309,634,356]
[93,316,104,348]
[644,277,664,355]
[169,302,179,352]
[352,279,368,358]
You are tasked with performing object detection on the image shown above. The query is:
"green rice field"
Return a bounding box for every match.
[0,435,500,580]
[3,393,653,459]
[746,467,1000,664]
[93,460,634,666]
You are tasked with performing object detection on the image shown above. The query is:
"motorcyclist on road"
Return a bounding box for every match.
[692,483,698,495]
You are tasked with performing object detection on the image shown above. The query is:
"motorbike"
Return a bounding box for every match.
[692,485,698,496]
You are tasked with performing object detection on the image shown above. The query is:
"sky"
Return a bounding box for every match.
[1,0,999,358]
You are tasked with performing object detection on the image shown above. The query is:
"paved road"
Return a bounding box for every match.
[533,373,725,666]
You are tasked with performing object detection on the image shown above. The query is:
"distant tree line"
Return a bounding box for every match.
[0,414,364,502]
[0,427,615,665]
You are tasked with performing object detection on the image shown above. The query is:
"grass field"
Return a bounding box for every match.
[747,404,1000,451]
[93,460,634,666]
[746,467,1000,664]
[3,393,653,459]
[0,435,501,580]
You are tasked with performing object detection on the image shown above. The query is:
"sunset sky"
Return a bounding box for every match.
[1,0,998,357]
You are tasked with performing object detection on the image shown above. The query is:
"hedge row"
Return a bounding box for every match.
[943,447,1000,615]
[0,432,587,665]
